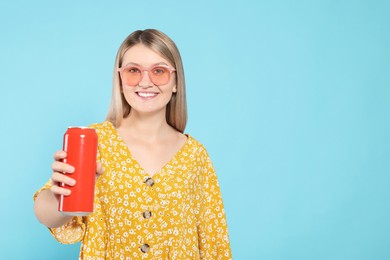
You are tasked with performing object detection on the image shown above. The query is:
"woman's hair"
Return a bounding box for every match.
[106,29,187,133]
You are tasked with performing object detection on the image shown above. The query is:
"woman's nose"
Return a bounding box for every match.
[138,70,153,87]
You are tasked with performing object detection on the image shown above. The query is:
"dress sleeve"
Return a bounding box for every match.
[33,180,86,244]
[196,149,232,260]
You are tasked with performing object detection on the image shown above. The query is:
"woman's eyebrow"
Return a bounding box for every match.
[122,62,140,67]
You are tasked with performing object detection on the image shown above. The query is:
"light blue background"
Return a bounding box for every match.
[0,0,389,259]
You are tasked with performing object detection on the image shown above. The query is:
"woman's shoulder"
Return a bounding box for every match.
[89,120,112,129]
[88,121,116,136]
[185,134,210,157]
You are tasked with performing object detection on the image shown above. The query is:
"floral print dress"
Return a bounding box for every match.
[35,121,232,259]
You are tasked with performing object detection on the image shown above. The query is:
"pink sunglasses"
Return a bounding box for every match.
[118,64,176,86]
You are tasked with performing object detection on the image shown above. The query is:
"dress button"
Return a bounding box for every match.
[143,210,152,219]
[140,243,150,253]
[145,177,155,186]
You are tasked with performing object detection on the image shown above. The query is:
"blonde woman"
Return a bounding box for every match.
[34,29,232,259]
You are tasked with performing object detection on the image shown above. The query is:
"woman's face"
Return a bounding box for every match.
[120,43,176,116]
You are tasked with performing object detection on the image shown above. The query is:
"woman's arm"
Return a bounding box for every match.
[34,188,72,228]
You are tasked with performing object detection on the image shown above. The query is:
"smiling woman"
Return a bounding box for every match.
[33,29,232,260]
[108,29,187,132]
[118,44,178,119]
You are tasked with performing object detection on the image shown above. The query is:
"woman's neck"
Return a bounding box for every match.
[119,109,173,142]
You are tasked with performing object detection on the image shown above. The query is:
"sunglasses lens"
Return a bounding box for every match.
[121,66,142,86]
[149,66,171,85]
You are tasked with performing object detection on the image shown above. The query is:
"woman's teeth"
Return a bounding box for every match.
[137,92,157,97]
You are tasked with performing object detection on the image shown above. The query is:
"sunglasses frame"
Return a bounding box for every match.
[117,64,176,86]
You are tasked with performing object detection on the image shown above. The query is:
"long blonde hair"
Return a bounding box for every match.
[106,29,187,133]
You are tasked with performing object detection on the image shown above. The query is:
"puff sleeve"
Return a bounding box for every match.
[196,149,232,260]
[33,181,86,244]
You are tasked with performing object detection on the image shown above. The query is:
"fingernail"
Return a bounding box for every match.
[65,190,71,195]
[70,180,76,186]
[68,166,75,173]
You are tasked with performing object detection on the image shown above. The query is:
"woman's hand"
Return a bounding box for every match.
[50,150,76,197]
[96,161,104,178]
[34,150,103,228]
[49,150,104,198]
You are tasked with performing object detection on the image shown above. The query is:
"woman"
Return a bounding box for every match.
[34,29,232,259]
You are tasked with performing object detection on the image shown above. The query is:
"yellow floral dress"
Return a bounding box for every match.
[34,121,232,259]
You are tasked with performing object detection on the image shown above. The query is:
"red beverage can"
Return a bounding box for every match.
[58,127,98,216]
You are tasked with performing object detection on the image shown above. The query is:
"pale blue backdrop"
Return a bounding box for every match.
[0,0,389,259]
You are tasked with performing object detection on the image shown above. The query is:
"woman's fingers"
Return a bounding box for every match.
[96,161,104,177]
[50,184,72,196]
[51,150,76,197]
[51,171,76,186]
[51,160,75,174]
[53,150,67,161]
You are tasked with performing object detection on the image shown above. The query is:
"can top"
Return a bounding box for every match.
[66,127,97,134]
[68,126,93,129]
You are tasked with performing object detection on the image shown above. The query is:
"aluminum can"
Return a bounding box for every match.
[58,127,98,216]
